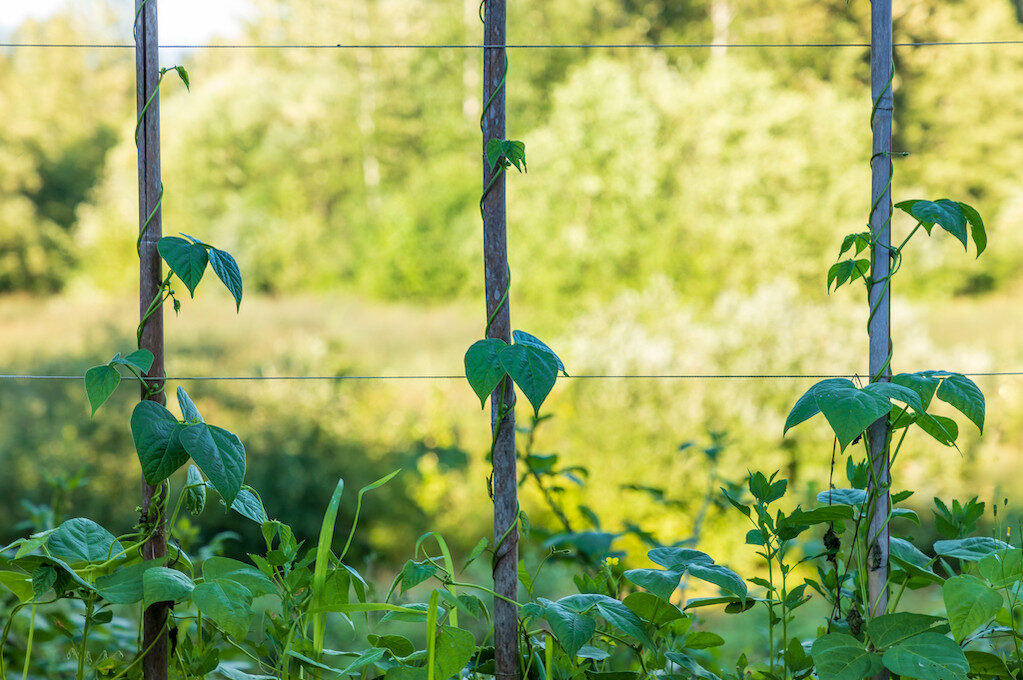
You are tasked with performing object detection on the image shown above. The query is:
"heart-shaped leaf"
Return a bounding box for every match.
[179,423,245,507]
[896,200,968,250]
[192,579,253,640]
[158,236,208,297]
[208,247,243,311]
[143,566,195,608]
[957,202,986,257]
[790,379,892,450]
[131,400,189,485]
[177,385,203,422]
[112,349,155,374]
[85,365,120,416]
[48,518,123,565]
[464,338,507,408]
[498,343,558,415]
[811,633,882,680]
[943,575,1002,642]
[882,632,968,680]
[512,330,566,375]
[931,372,985,432]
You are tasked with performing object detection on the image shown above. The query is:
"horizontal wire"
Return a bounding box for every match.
[1,372,1021,381]
[2,40,1023,50]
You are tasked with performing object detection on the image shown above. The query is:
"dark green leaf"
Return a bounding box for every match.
[881,632,968,680]
[934,537,1011,562]
[512,330,566,375]
[498,343,558,416]
[143,566,195,607]
[934,373,985,432]
[192,579,253,640]
[867,613,946,649]
[158,236,208,297]
[209,248,243,311]
[957,202,986,256]
[810,633,882,680]
[85,365,120,416]
[943,575,1002,642]
[131,400,189,485]
[464,338,507,408]
[48,518,122,565]
[180,423,246,507]
[95,559,163,605]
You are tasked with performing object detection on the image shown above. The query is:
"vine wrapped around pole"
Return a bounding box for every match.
[867,0,894,623]
[481,0,519,677]
[134,1,169,678]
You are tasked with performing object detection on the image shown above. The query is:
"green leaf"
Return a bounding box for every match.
[143,566,195,608]
[48,518,122,565]
[783,505,855,527]
[114,349,155,374]
[622,591,682,627]
[95,559,163,604]
[943,575,1002,642]
[369,634,415,658]
[594,598,656,648]
[530,599,595,658]
[917,414,959,446]
[399,559,437,593]
[512,330,566,375]
[784,386,821,434]
[158,236,208,297]
[434,625,476,680]
[177,386,203,422]
[230,487,268,524]
[881,632,968,680]
[810,633,882,680]
[890,537,942,584]
[180,423,246,507]
[647,547,747,600]
[827,259,870,291]
[498,343,559,416]
[485,138,506,171]
[131,400,188,485]
[965,651,1011,678]
[814,379,892,450]
[896,199,968,250]
[171,65,190,90]
[867,613,946,648]
[0,571,35,602]
[186,465,207,515]
[209,247,243,311]
[934,537,1011,562]
[934,373,985,433]
[978,549,1023,588]
[686,631,726,650]
[203,557,276,597]
[893,372,940,409]
[85,365,120,416]
[957,202,986,257]
[464,338,507,408]
[192,579,253,641]
[624,567,683,601]
[463,537,488,570]
[816,488,867,506]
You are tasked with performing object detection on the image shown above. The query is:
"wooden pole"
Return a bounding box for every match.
[867,0,893,621]
[135,1,168,678]
[482,1,519,678]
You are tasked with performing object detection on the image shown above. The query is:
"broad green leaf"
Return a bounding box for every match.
[336,648,387,677]
[177,386,203,422]
[784,385,822,434]
[917,414,959,446]
[158,236,208,296]
[131,400,189,485]
[934,373,985,432]
[957,202,986,256]
[783,505,855,527]
[965,651,1010,678]
[686,631,726,650]
[192,579,253,641]
[594,598,656,647]
[0,571,34,602]
[464,338,507,408]
[307,569,350,613]
[95,559,163,604]
[890,537,942,584]
[209,248,243,311]
[665,652,723,680]
[934,537,1011,562]
[143,566,195,607]
[512,330,566,375]
[203,557,275,597]
[827,259,870,291]
[85,365,120,416]
[810,633,882,680]
[813,379,892,450]
[114,349,155,374]
[369,634,415,658]
[818,488,868,507]
[978,549,1023,588]
[186,465,207,515]
[399,559,437,593]
[882,632,968,680]
[896,200,968,250]
[623,567,683,601]
[48,517,122,565]
[622,591,682,627]
[532,599,595,657]
[218,667,278,680]
[893,372,940,409]
[230,487,267,524]
[943,575,1002,642]
[861,382,926,414]
[867,613,946,648]
[463,537,488,570]
[647,547,746,600]
[434,625,476,680]
[180,423,246,507]
[498,343,559,415]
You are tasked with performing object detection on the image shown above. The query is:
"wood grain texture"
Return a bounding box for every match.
[867,0,893,628]
[135,1,168,678]
[482,1,519,678]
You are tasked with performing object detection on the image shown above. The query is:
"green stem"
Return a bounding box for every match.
[448,580,522,607]
[77,598,95,680]
[20,606,35,680]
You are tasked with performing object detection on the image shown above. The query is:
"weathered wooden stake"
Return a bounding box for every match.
[867,0,893,621]
[135,1,168,677]
[482,0,519,678]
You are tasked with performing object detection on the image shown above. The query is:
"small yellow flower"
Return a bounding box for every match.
[604,557,620,567]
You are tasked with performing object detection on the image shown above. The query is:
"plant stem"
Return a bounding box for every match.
[77,598,95,680]
[20,606,35,680]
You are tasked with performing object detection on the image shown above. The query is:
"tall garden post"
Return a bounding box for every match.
[135,1,169,677]
[867,0,894,621]
[482,0,520,677]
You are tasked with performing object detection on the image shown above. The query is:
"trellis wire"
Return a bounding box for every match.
[1,372,1020,381]
[3,40,1023,49]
